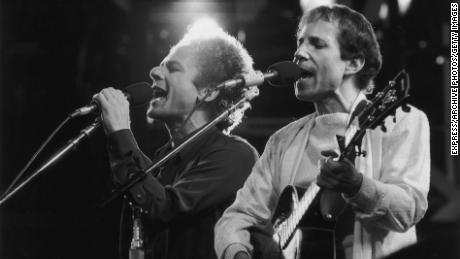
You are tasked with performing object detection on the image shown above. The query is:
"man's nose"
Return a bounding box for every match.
[293,47,310,64]
[149,66,165,83]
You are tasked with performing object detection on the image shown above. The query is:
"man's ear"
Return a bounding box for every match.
[197,87,220,102]
[344,55,365,76]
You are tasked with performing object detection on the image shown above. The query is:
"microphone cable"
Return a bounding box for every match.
[158,88,215,150]
[0,114,73,200]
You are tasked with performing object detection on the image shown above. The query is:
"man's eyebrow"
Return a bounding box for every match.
[308,35,326,44]
[297,32,328,45]
[164,60,184,70]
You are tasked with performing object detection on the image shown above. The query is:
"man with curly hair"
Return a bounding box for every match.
[94,20,259,259]
[215,4,430,259]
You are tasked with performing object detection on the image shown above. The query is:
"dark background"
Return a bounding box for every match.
[0,0,458,258]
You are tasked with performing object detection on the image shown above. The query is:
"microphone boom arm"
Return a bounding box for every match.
[0,118,102,206]
[99,87,259,207]
[215,70,278,90]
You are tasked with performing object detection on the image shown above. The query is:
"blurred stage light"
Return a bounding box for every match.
[418,40,427,49]
[159,29,169,40]
[398,0,412,16]
[379,2,389,20]
[300,0,335,13]
[160,1,228,31]
[237,29,246,43]
[186,17,224,40]
[435,56,445,65]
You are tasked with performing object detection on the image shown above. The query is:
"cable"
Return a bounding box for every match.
[0,115,73,199]
[163,90,214,149]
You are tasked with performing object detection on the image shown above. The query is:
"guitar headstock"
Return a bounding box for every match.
[339,70,411,160]
[357,70,411,131]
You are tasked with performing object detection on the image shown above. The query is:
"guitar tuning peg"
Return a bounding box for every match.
[356,145,367,157]
[380,123,387,132]
[393,116,396,123]
[355,150,367,157]
[402,103,411,112]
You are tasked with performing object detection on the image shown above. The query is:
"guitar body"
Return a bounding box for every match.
[251,185,348,259]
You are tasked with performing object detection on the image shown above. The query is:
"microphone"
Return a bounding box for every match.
[70,82,152,118]
[216,61,304,89]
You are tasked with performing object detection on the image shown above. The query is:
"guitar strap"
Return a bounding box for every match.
[336,93,369,259]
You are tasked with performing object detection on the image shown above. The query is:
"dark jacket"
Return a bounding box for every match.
[107,127,258,259]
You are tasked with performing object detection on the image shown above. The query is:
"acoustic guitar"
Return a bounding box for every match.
[250,71,411,259]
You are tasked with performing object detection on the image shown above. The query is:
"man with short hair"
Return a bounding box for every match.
[215,4,430,259]
[94,22,259,259]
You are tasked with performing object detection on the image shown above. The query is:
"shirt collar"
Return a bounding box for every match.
[347,92,369,128]
[155,126,221,162]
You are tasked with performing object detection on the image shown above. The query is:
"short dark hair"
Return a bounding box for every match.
[171,22,254,133]
[298,4,382,90]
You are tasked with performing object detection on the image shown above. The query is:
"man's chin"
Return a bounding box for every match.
[146,109,161,122]
[295,95,312,102]
[147,108,171,123]
[295,89,320,102]
[146,115,156,125]
[295,86,312,101]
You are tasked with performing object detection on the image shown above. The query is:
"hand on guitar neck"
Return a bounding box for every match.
[317,150,363,197]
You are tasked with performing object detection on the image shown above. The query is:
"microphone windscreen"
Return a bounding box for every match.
[124,82,152,106]
[267,61,303,87]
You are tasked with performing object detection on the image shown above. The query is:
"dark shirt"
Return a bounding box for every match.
[107,127,258,259]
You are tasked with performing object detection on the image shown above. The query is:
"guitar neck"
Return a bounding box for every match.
[276,182,321,248]
[273,70,411,251]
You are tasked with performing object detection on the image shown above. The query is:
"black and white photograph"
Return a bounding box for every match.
[0,0,458,258]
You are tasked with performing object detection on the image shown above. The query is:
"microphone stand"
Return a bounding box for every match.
[100,87,259,207]
[101,87,258,259]
[0,118,102,206]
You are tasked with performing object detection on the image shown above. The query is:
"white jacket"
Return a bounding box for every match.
[215,101,430,259]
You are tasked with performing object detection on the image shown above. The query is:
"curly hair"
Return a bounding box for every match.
[170,22,255,133]
[298,4,382,91]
